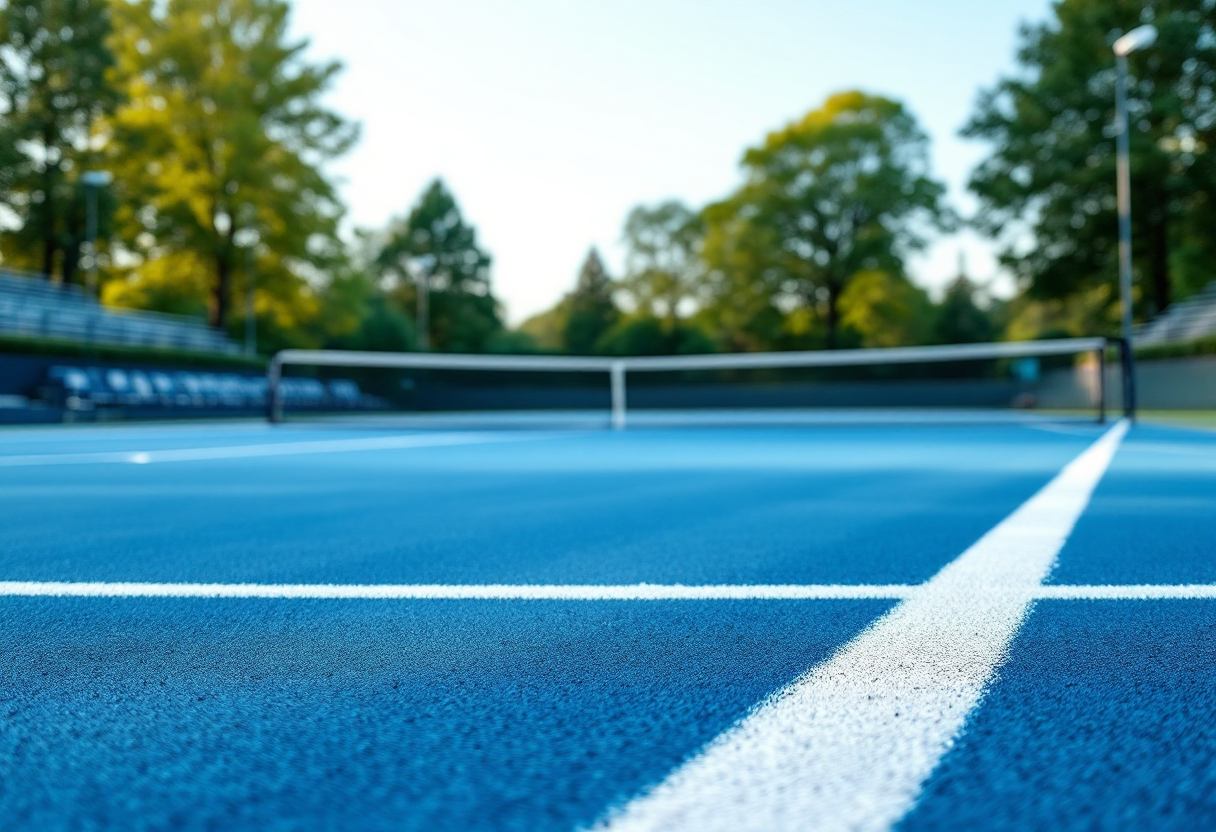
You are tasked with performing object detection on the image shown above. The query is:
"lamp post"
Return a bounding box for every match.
[244,237,257,357]
[1112,24,1156,417]
[80,170,112,297]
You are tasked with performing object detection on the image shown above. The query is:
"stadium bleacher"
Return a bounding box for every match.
[1135,281,1216,346]
[0,268,238,354]
[36,364,377,417]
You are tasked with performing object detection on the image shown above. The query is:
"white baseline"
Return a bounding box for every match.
[0,579,1212,600]
[0,431,554,466]
[0,582,911,600]
[594,419,1130,832]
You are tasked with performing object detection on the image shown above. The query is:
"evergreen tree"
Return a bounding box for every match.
[933,258,999,345]
[377,179,501,352]
[562,248,619,354]
[0,0,119,281]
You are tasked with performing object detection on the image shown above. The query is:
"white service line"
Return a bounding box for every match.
[1036,583,1216,599]
[594,419,1130,832]
[0,582,915,600]
[0,431,552,466]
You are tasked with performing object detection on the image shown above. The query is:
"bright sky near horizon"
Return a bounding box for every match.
[289,0,1052,325]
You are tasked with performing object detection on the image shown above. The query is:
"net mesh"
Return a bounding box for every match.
[269,339,1120,429]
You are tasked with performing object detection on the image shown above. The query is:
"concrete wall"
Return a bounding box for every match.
[1039,355,1216,412]
[1131,355,1216,410]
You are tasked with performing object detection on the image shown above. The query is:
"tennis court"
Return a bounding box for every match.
[2,401,1215,829]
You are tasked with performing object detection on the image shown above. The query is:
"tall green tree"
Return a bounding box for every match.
[105,0,356,329]
[964,0,1216,321]
[703,91,950,349]
[621,200,704,323]
[0,0,118,282]
[321,270,416,353]
[377,179,501,352]
[519,302,569,352]
[837,270,934,348]
[562,247,618,354]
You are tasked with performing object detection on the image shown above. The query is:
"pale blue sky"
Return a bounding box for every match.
[290,0,1052,323]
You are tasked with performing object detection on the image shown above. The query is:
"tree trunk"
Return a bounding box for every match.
[62,239,80,286]
[416,276,429,350]
[212,218,241,330]
[825,281,840,349]
[42,156,56,280]
[213,252,231,330]
[42,227,56,280]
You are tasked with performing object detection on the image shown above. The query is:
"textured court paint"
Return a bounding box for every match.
[898,600,1216,831]
[12,420,1212,832]
[596,421,1128,832]
[1047,424,1216,585]
[4,581,1214,600]
[0,427,1100,586]
[0,598,892,832]
[0,581,915,599]
[0,430,547,466]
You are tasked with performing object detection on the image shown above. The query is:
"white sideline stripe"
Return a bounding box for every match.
[1037,584,1216,599]
[0,580,1210,600]
[595,419,1130,832]
[0,582,915,600]
[0,431,547,466]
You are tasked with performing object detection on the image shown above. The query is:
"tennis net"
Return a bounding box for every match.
[267,337,1130,429]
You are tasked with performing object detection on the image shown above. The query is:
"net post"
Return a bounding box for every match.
[610,361,627,430]
[267,353,283,424]
[1117,337,1136,420]
[1096,343,1107,424]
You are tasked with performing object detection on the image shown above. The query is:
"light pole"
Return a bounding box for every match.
[244,236,257,357]
[1112,24,1156,417]
[80,170,112,297]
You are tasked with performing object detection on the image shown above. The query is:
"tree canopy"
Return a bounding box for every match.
[965,0,1216,324]
[0,0,119,282]
[103,0,356,331]
[621,200,704,323]
[703,91,951,349]
[5,2,1190,359]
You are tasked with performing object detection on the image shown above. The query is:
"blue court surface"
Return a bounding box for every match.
[2,419,1214,830]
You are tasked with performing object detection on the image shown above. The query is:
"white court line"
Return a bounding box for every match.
[0,582,915,600]
[1,580,1211,600]
[0,431,554,466]
[594,419,1129,832]
[1036,583,1216,599]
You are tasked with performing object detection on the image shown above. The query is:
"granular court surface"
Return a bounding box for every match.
[1,419,1213,831]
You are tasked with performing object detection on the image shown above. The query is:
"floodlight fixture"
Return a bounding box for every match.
[1113,25,1157,57]
[81,170,113,188]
